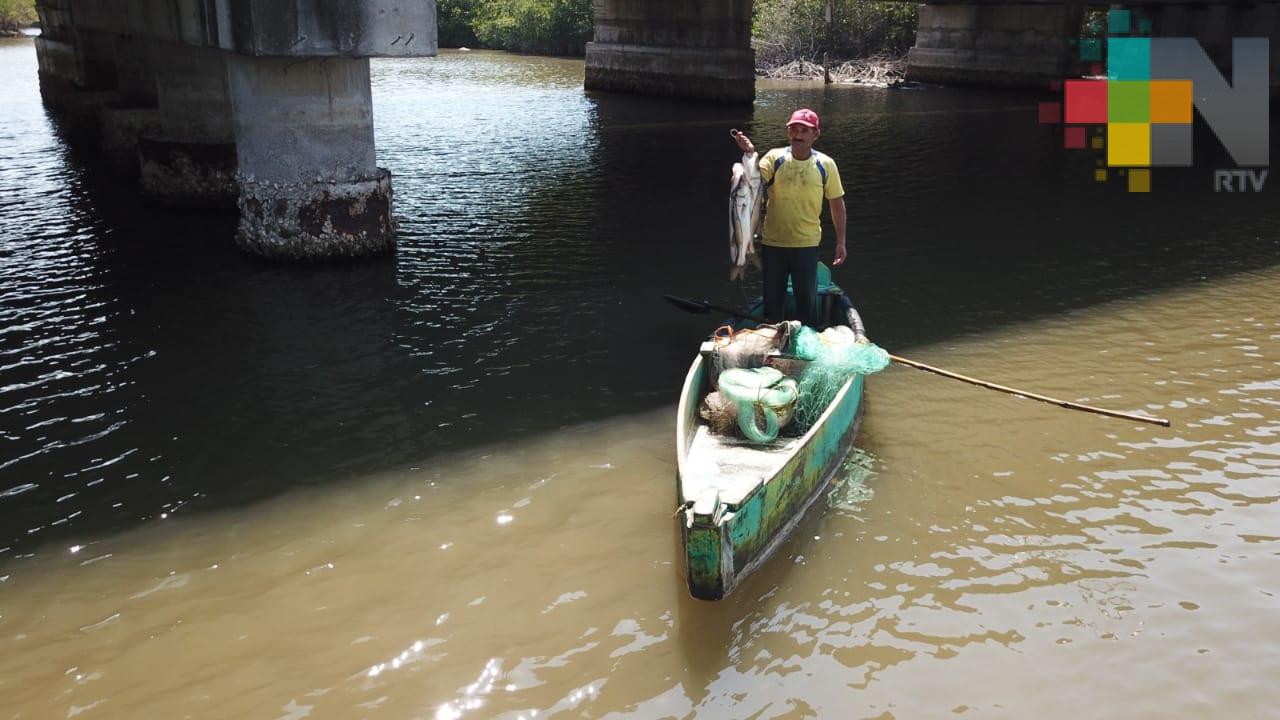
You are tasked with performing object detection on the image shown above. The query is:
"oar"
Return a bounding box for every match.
[662,294,1171,427]
[663,294,764,321]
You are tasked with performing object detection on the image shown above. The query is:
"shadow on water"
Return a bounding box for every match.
[2,46,1279,565]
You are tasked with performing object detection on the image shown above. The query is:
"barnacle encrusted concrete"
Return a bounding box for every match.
[236,169,393,260]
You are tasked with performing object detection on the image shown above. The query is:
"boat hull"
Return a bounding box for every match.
[679,363,865,600]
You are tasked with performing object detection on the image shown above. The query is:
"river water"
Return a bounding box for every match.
[2,39,1279,718]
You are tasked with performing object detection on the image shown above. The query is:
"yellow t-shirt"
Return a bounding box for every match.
[758,148,845,248]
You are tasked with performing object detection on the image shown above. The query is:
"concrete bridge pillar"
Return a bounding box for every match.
[34,3,121,143]
[584,0,755,103]
[98,36,160,178]
[112,35,156,107]
[139,44,237,208]
[32,0,435,260]
[906,3,1083,87]
[229,56,393,259]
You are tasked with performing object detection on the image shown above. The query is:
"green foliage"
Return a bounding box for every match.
[0,0,37,31]
[753,0,918,65]
[439,0,591,56]
[438,0,911,62]
[437,0,480,48]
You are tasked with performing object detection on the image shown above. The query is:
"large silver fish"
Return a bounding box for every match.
[728,149,763,281]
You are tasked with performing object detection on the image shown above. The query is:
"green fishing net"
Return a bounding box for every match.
[790,326,891,431]
[718,367,799,443]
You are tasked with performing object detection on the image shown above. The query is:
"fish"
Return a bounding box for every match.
[728,149,763,281]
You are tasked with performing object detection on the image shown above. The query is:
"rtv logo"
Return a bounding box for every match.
[1041,8,1270,193]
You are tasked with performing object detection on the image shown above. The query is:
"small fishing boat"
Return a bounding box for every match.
[676,269,867,600]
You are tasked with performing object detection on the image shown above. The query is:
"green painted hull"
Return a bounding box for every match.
[676,345,866,601]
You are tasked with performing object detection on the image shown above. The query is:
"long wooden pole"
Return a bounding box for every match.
[888,354,1171,427]
[661,295,1171,427]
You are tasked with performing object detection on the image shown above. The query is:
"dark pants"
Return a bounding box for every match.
[762,244,819,327]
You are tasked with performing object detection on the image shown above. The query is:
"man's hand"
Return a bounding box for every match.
[829,196,848,266]
[730,129,755,155]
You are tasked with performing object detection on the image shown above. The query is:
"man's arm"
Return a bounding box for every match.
[829,196,847,266]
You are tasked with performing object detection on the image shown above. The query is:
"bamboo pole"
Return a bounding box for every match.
[888,354,1171,427]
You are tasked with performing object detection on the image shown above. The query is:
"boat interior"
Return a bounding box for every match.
[679,288,855,509]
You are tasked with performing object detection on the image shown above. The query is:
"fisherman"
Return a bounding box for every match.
[732,109,847,328]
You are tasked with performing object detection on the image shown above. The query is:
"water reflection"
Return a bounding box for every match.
[3,42,1279,561]
[1,41,1280,719]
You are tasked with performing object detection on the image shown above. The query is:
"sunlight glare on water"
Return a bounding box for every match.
[2,266,1280,718]
[1,40,1279,718]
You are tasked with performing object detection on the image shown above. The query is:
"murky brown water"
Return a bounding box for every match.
[3,38,1280,718]
[4,264,1278,718]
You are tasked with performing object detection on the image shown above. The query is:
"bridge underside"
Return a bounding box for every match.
[33,0,435,260]
[584,0,1280,102]
[584,0,755,103]
[908,3,1083,87]
[908,1,1280,90]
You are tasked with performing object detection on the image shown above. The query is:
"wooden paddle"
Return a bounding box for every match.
[663,294,763,321]
[663,294,1171,427]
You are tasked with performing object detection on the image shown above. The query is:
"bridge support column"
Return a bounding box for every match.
[98,36,159,178]
[112,35,156,107]
[140,44,237,208]
[34,27,116,92]
[99,106,160,178]
[228,56,393,259]
[35,22,121,144]
[584,0,755,103]
[33,0,435,261]
[907,3,1083,87]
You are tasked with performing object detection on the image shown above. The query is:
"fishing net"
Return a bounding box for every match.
[790,325,891,430]
[718,367,799,443]
[710,324,789,375]
[703,318,890,444]
[698,390,739,436]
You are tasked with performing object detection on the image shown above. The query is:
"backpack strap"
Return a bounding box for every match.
[812,150,829,186]
[767,148,827,189]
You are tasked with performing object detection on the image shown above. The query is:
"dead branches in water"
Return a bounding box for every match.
[756,53,906,87]
[831,54,906,85]
[758,59,827,79]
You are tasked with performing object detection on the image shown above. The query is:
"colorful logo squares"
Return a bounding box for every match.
[1050,33,1270,192]
[1062,78,1193,167]
[1149,81,1192,123]
[1108,123,1148,166]
[1107,123,1194,167]
[1065,80,1106,123]
[1064,79,1191,125]
[1109,82,1148,122]
[1108,38,1150,80]
[1108,9,1131,35]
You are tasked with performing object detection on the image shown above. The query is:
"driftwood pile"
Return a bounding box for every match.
[756,53,906,87]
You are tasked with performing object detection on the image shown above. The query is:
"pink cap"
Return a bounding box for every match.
[786,109,820,130]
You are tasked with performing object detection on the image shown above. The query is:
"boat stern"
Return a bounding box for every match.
[682,489,732,600]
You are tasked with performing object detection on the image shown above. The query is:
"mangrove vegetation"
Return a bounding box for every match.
[438,0,592,56]
[0,0,36,36]
[437,0,919,73]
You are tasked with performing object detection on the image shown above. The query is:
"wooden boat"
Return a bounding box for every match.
[676,272,866,600]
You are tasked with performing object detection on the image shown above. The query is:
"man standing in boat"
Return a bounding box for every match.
[733,109,847,328]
